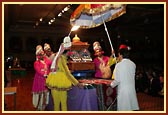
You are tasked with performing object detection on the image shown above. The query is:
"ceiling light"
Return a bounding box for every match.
[48,22,52,25]
[50,19,54,23]
[35,22,39,26]
[58,13,62,17]
[64,7,69,11]
[39,18,43,22]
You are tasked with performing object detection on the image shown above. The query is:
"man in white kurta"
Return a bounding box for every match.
[110,48,139,111]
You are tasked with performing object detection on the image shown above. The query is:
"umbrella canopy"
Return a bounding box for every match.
[70,4,127,58]
[70,4,127,29]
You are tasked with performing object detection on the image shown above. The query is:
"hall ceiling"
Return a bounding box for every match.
[4,3,164,41]
[4,4,78,30]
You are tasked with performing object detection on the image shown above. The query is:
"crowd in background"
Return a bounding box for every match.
[135,64,164,97]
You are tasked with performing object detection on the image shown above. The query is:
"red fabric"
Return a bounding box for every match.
[70,4,85,19]
[91,4,105,9]
[79,79,117,110]
[101,84,117,109]
[119,44,128,49]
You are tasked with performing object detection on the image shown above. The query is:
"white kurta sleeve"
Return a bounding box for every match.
[110,64,120,88]
[110,80,119,88]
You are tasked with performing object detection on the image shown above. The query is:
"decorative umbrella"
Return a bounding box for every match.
[70,4,127,58]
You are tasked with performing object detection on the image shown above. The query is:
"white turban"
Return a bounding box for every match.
[36,45,43,55]
[44,43,51,51]
[63,36,72,48]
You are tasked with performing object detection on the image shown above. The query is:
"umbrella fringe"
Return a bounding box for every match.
[83,4,126,16]
[70,5,127,29]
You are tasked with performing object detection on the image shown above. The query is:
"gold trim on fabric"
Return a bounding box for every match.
[70,4,127,29]
[83,4,117,15]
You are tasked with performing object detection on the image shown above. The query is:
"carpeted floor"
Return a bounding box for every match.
[3,70,164,111]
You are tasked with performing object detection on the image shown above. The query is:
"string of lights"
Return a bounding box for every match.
[34,4,71,28]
